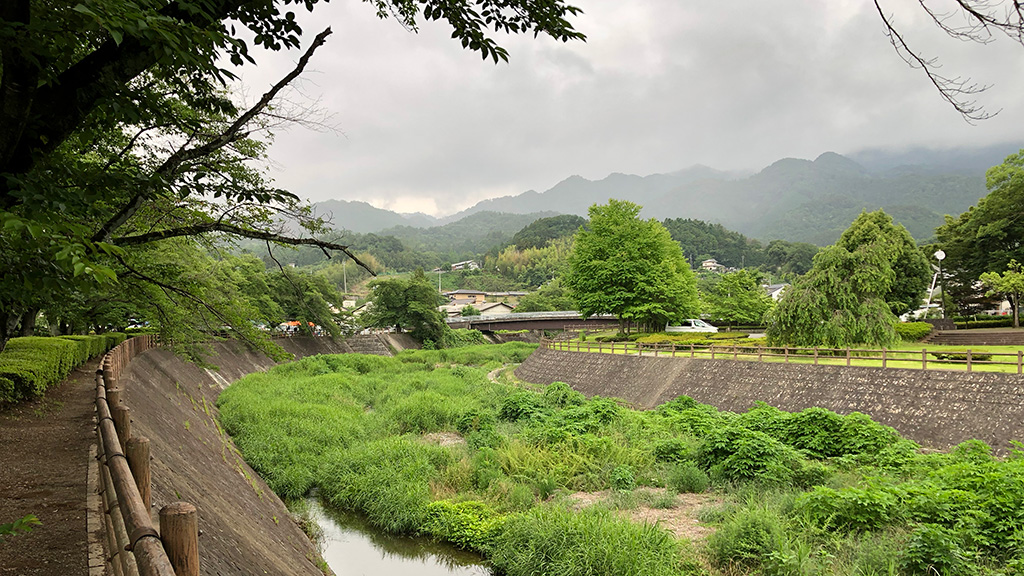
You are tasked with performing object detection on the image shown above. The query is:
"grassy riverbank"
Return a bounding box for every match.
[218,343,1024,575]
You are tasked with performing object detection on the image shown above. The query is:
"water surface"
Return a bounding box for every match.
[308,500,491,576]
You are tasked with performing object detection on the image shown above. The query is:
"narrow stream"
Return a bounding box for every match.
[307,500,492,576]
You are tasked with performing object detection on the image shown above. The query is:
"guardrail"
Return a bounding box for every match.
[95,335,199,576]
[541,339,1024,374]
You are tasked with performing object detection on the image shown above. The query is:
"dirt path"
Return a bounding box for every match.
[0,359,101,576]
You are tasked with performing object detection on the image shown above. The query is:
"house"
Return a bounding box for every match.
[451,260,480,271]
[763,283,789,301]
[439,300,516,318]
[443,289,487,304]
[701,258,725,273]
[478,302,515,316]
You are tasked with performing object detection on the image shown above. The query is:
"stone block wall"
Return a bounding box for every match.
[515,347,1024,451]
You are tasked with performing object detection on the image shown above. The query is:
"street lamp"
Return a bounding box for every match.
[934,250,946,319]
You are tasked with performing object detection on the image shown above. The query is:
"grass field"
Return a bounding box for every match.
[548,335,1024,373]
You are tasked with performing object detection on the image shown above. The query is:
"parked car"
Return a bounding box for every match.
[665,319,718,333]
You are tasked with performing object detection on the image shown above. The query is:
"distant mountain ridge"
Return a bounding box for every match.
[312,199,440,233]
[312,144,1022,245]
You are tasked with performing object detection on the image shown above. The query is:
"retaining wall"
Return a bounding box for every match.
[118,337,367,576]
[515,347,1024,451]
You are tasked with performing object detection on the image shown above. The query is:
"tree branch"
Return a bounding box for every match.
[90,27,333,244]
[112,221,376,275]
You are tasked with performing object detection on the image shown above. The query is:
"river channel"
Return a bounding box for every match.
[306,500,492,576]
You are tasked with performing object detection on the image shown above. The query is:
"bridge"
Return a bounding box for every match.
[445,311,619,332]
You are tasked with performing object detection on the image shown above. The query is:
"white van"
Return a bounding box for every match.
[665,319,718,333]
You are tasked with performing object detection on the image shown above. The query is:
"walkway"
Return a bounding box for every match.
[0,359,101,576]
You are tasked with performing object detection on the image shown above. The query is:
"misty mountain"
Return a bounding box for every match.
[311,199,439,233]
[311,145,1020,246]
[379,211,560,255]
[438,164,742,224]
[449,149,1009,244]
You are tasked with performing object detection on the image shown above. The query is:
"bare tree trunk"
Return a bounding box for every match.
[0,309,24,354]
[19,307,39,336]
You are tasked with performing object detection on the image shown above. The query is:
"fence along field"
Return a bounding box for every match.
[543,338,1024,373]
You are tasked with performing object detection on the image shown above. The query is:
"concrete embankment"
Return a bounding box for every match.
[118,335,407,576]
[515,347,1024,452]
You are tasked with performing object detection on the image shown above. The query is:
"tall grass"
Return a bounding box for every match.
[219,343,1024,575]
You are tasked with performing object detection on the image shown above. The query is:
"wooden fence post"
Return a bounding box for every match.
[967,349,972,372]
[813,347,819,365]
[1018,350,1022,375]
[846,348,851,367]
[882,349,887,369]
[160,502,199,576]
[112,405,131,453]
[126,437,152,511]
[922,349,927,370]
[784,347,789,363]
[107,386,122,409]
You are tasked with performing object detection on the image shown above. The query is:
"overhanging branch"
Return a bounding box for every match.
[112,221,376,275]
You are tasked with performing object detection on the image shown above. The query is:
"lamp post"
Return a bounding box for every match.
[934,250,946,319]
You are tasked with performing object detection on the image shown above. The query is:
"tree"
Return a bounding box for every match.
[511,214,586,250]
[0,0,585,353]
[835,210,930,316]
[767,210,926,348]
[516,279,576,313]
[980,260,1024,328]
[935,149,1024,314]
[564,200,698,332]
[766,244,901,348]
[702,270,773,327]
[460,305,481,317]
[363,270,445,343]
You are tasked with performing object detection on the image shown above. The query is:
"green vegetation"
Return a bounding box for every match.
[0,333,125,403]
[768,210,929,348]
[980,260,1024,328]
[0,514,41,543]
[362,271,446,344]
[565,200,698,332]
[217,344,1024,574]
[509,214,587,250]
[701,270,774,327]
[895,322,933,342]
[936,149,1024,315]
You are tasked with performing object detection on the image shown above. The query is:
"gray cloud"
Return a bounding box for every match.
[236,1,1024,216]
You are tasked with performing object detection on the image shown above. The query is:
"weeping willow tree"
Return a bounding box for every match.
[766,211,928,348]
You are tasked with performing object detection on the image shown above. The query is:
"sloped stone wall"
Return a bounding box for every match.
[515,347,1024,451]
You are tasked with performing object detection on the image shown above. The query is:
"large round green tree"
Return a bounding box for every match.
[564,200,698,333]
[767,210,930,348]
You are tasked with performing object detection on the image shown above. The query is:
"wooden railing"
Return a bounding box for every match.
[95,335,199,576]
[541,339,1024,374]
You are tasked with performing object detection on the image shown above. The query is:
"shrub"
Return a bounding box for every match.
[707,505,784,569]
[422,500,506,552]
[0,337,80,402]
[696,426,802,485]
[543,381,585,409]
[667,462,709,493]
[498,391,549,422]
[797,485,905,532]
[610,466,636,491]
[895,322,933,342]
[900,523,973,575]
[930,351,993,362]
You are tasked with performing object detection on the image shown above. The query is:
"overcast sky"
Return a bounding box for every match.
[234,0,1024,217]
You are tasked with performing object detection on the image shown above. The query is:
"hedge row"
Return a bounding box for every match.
[895,321,933,342]
[954,318,1016,329]
[0,333,126,404]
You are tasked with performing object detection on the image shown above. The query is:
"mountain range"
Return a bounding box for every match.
[313,144,1023,245]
